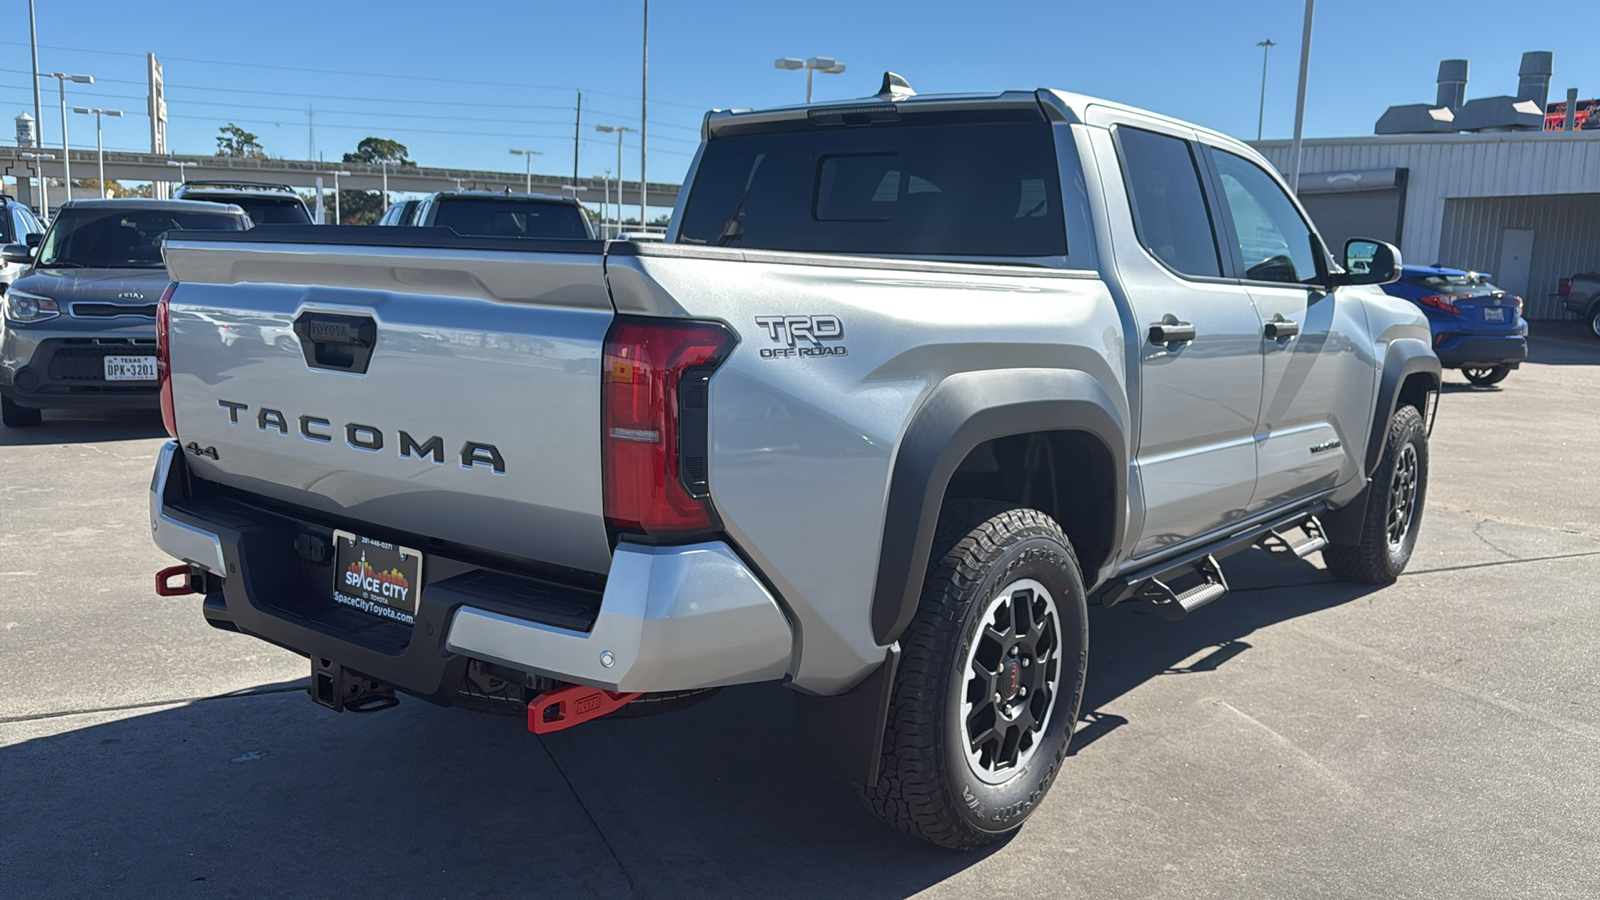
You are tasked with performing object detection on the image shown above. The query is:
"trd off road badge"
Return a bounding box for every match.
[754,315,848,359]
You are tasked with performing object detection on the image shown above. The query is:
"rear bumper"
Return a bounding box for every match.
[1434,334,1527,368]
[149,441,794,698]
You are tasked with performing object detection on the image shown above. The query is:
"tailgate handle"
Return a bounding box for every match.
[293,312,377,374]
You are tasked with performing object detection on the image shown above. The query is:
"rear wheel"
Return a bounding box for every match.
[861,500,1088,850]
[1462,365,1510,387]
[1,395,42,427]
[1324,405,1428,584]
[1590,305,1600,339]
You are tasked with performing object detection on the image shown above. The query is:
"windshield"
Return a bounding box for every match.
[1408,272,1504,295]
[433,198,591,239]
[677,119,1066,257]
[36,207,243,269]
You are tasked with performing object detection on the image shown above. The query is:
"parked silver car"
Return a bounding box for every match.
[0,199,248,426]
[0,194,47,293]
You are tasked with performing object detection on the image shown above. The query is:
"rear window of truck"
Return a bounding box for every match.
[677,120,1066,257]
[432,198,591,240]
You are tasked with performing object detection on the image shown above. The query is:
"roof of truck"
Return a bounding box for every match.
[703,78,1254,156]
[56,198,249,214]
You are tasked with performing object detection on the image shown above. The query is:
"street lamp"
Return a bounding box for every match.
[595,125,634,231]
[165,159,187,186]
[1255,39,1277,142]
[775,56,846,103]
[330,170,351,224]
[40,72,92,202]
[19,151,54,217]
[508,148,543,194]
[602,167,611,235]
[73,107,121,198]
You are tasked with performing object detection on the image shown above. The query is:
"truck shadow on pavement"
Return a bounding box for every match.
[0,408,166,446]
[1,552,1375,899]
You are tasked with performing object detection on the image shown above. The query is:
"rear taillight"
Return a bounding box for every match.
[602,317,735,539]
[157,282,177,437]
[1417,294,1462,314]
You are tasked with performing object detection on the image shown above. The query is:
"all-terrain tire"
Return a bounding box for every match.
[860,500,1089,850]
[1462,366,1510,387]
[1,395,42,427]
[1323,405,1428,584]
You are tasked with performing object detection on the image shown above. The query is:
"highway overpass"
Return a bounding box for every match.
[1,149,683,213]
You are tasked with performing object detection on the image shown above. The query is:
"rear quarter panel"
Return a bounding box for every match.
[609,249,1126,693]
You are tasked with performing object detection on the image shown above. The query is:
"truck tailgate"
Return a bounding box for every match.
[162,232,615,574]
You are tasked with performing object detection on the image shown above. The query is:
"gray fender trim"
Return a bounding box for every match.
[870,368,1127,646]
[1325,339,1440,545]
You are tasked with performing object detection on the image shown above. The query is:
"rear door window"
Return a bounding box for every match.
[1115,127,1222,278]
[677,119,1066,257]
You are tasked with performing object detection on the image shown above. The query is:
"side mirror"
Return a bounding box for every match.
[1,243,34,265]
[24,232,42,248]
[1334,238,1401,286]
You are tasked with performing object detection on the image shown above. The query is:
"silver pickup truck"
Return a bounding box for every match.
[149,77,1440,849]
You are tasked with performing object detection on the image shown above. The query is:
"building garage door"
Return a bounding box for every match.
[1294,167,1409,250]
[1438,193,1600,319]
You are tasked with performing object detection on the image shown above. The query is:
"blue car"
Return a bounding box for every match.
[1382,264,1528,386]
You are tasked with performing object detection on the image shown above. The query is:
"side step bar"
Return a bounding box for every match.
[1137,554,1229,620]
[1099,505,1328,620]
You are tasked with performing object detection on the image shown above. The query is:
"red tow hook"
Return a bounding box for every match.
[155,565,197,597]
[527,685,641,735]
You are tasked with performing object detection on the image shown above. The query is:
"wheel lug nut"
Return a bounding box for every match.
[1018,686,1027,697]
[1021,657,1030,667]
[994,692,1003,703]
[1009,646,1019,656]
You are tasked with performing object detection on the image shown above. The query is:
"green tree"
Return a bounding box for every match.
[215,124,265,158]
[343,137,412,166]
[332,137,414,224]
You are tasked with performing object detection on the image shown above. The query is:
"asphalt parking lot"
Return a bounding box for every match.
[3,331,1597,900]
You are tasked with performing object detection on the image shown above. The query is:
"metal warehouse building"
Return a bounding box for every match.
[1253,131,1600,319]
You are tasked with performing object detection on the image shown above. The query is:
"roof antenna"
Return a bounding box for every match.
[876,72,916,100]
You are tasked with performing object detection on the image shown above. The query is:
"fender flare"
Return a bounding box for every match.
[870,368,1128,646]
[1325,339,1440,546]
[1364,339,1440,477]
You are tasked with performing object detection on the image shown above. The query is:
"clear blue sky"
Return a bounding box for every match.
[3,0,1595,191]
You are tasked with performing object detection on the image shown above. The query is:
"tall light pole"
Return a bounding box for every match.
[42,72,93,203]
[165,158,186,187]
[330,170,351,224]
[633,0,640,224]
[1255,39,1276,141]
[776,56,847,103]
[509,148,543,194]
[596,125,634,227]
[379,159,390,211]
[602,167,611,234]
[1289,0,1315,193]
[28,1,44,215]
[73,107,121,198]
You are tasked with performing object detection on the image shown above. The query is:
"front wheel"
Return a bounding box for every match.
[861,500,1088,850]
[1462,365,1510,387]
[1324,405,1428,584]
[1590,305,1600,340]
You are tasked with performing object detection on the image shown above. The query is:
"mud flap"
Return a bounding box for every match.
[793,644,900,785]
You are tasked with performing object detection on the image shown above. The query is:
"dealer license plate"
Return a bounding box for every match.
[103,355,157,381]
[1483,307,1506,323]
[331,530,422,626]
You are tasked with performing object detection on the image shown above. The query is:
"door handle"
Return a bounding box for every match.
[1148,321,1197,344]
[1264,319,1300,340]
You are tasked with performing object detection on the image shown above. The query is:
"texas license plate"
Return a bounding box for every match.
[331,530,422,625]
[103,355,157,381]
[1483,307,1506,323]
